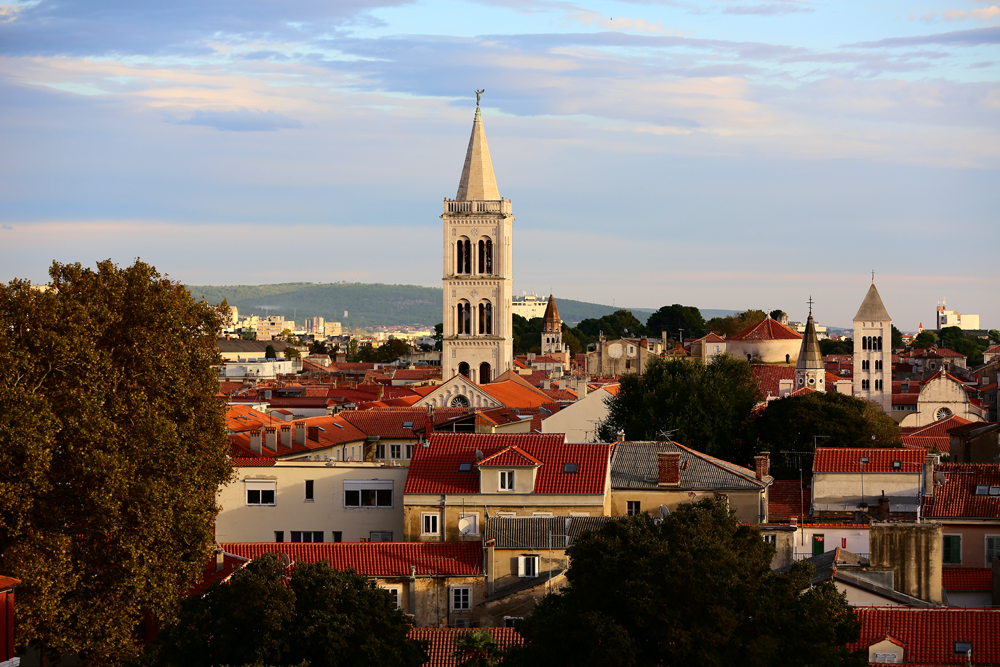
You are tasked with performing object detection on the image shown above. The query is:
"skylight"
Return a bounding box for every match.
[563,462,578,474]
[976,485,989,495]
[991,486,1000,496]
[954,641,972,655]
[458,462,473,473]
[403,421,414,428]
[892,460,901,470]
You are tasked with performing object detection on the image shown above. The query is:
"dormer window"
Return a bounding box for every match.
[458,462,473,473]
[563,462,578,474]
[500,470,515,490]
[892,461,901,470]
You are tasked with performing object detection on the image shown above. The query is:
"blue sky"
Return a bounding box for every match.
[0,0,997,329]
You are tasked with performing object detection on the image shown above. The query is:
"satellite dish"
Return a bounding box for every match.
[659,505,670,518]
[475,449,484,462]
[458,518,473,535]
[279,553,291,569]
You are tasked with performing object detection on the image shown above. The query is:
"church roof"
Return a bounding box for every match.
[456,107,500,201]
[853,282,891,322]
[542,294,561,323]
[731,316,802,341]
[796,313,824,371]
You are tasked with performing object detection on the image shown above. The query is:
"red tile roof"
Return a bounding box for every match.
[225,404,273,432]
[220,542,482,576]
[228,415,369,459]
[901,416,973,453]
[481,379,553,408]
[731,317,803,341]
[477,446,543,467]
[189,552,248,596]
[985,344,1000,355]
[232,457,277,467]
[0,576,21,591]
[404,433,609,495]
[813,448,926,474]
[942,568,993,592]
[922,463,1000,519]
[409,628,522,667]
[767,479,811,522]
[851,607,1000,664]
[751,365,795,398]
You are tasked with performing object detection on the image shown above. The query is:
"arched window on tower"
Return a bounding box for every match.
[862,337,868,350]
[456,238,471,274]
[457,301,471,335]
[457,363,470,380]
[479,362,491,383]
[878,336,883,350]
[478,239,493,275]
[478,300,493,335]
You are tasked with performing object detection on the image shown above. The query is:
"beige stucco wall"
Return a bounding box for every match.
[216,462,409,543]
[812,472,922,514]
[375,575,486,628]
[726,338,800,365]
[541,388,611,443]
[937,522,1000,568]
[609,488,765,524]
[487,546,569,594]
[870,522,943,604]
[790,525,871,558]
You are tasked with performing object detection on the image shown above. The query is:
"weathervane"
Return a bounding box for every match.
[475,89,485,107]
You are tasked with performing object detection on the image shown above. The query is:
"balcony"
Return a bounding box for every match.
[444,199,512,214]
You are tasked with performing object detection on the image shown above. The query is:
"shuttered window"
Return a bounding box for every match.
[943,535,962,564]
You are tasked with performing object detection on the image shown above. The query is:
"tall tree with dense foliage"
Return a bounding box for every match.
[0,260,232,665]
[751,392,902,478]
[598,355,761,463]
[153,554,428,667]
[706,309,767,338]
[453,629,503,667]
[572,309,647,346]
[505,501,864,667]
[645,304,706,340]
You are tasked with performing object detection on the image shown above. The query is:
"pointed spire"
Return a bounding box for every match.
[796,313,824,371]
[853,282,892,322]
[456,107,500,201]
[542,295,561,332]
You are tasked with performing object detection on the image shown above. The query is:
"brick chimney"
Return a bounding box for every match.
[308,425,321,441]
[658,451,681,487]
[264,426,278,452]
[754,452,770,480]
[249,430,263,455]
[294,421,306,446]
[424,407,434,442]
[280,424,292,448]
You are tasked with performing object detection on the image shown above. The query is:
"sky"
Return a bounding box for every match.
[0,0,997,330]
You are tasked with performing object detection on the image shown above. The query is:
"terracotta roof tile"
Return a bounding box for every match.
[750,365,795,398]
[481,379,552,408]
[813,448,926,474]
[477,446,543,467]
[409,628,522,667]
[942,568,993,592]
[731,317,803,341]
[922,463,1000,519]
[404,433,610,495]
[767,479,811,522]
[850,607,1000,664]
[220,542,482,576]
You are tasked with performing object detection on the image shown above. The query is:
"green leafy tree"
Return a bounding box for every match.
[283,347,301,361]
[504,502,864,667]
[751,392,902,478]
[346,338,360,361]
[910,331,938,349]
[240,328,257,341]
[769,309,787,322]
[264,344,278,360]
[153,554,427,667]
[357,338,412,363]
[561,325,583,357]
[308,339,330,356]
[512,314,545,355]
[990,329,1000,344]
[819,338,852,356]
[937,326,987,366]
[646,304,706,340]
[574,310,646,344]
[452,629,503,667]
[0,260,232,665]
[434,323,443,351]
[891,325,904,349]
[598,355,761,463]
[706,309,767,338]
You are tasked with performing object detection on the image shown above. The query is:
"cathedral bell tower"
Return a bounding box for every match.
[440,100,514,383]
[853,279,892,414]
[795,297,825,392]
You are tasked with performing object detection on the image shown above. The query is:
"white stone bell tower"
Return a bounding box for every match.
[440,102,514,383]
[853,280,892,414]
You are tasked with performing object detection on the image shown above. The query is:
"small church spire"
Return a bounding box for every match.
[456,96,500,201]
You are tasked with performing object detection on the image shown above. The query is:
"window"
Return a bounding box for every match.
[987,536,999,564]
[344,480,394,508]
[451,587,471,610]
[563,462,578,474]
[627,501,641,516]
[390,444,402,459]
[275,531,284,543]
[458,462,473,472]
[518,555,540,578]
[500,470,515,490]
[382,586,401,609]
[246,480,276,506]
[763,534,777,546]
[291,531,323,543]
[892,461,901,470]
[304,479,314,501]
[992,487,1000,496]
[331,531,342,543]
[954,641,973,655]
[532,512,553,517]
[405,444,414,459]
[422,513,439,535]
[370,531,393,542]
[943,535,962,564]
[375,444,386,459]
[504,617,523,628]
[873,652,900,663]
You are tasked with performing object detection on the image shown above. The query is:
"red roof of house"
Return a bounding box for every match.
[218,381,245,395]
[901,416,973,453]
[220,541,482,576]
[731,317,803,341]
[481,379,553,408]
[985,344,1000,355]
[228,415,369,458]
[225,404,272,432]
[477,446,543,467]
[0,576,21,591]
[404,433,609,495]
[942,568,993,592]
[232,457,277,467]
[922,463,1000,519]
[813,448,926,474]
[767,479,811,522]
[751,365,795,398]
[851,607,1000,664]
[409,628,523,667]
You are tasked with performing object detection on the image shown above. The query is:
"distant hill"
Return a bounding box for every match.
[186,282,734,329]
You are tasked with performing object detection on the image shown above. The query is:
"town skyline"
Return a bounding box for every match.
[1,0,997,330]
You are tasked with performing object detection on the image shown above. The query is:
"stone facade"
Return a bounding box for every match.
[853,282,892,413]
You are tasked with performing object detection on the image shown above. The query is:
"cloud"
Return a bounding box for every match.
[571,9,689,34]
[847,25,1000,47]
[2,225,12,230]
[722,3,815,16]
[175,108,303,131]
[918,5,1000,23]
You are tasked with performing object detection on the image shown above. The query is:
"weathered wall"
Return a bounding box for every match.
[608,488,765,524]
[870,522,943,604]
[403,498,606,542]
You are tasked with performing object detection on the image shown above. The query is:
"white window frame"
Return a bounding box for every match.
[390,443,402,459]
[496,511,516,517]
[518,555,540,578]
[451,586,471,610]
[422,512,440,535]
[532,512,553,517]
[374,443,386,459]
[986,535,1000,565]
[500,470,515,491]
[763,534,777,546]
[405,444,415,459]
[381,585,402,609]
[343,480,394,508]
[245,480,277,506]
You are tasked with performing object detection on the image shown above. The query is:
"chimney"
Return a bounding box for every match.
[658,451,681,487]
[875,492,891,521]
[542,378,550,390]
[577,377,588,400]
[616,429,625,443]
[249,430,262,455]
[924,454,937,496]
[294,421,306,446]
[280,424,292,448]
[790,516,797,528]
[424,407,434,442]
[778,378,794,398]
[378,384,384,401]
[308,425,321,441]
[264,427,278,452]
[754,452,770,480]
[527,352,536,363]
[215,548,225,573]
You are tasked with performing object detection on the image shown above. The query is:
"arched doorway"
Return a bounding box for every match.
[479,362,491,384]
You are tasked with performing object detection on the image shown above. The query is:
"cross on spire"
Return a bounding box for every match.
[871,269,875,284]
[807,295,814,316]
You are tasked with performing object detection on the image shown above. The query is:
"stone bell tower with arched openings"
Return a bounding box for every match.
[853,278,892,414]
[440,100,513,383]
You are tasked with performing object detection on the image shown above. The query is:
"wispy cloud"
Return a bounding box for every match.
[917,5,1000,23]
[847,24,1000,47]
[175,108,303,131]
[722,3,814,16]
[571,8,690,34]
